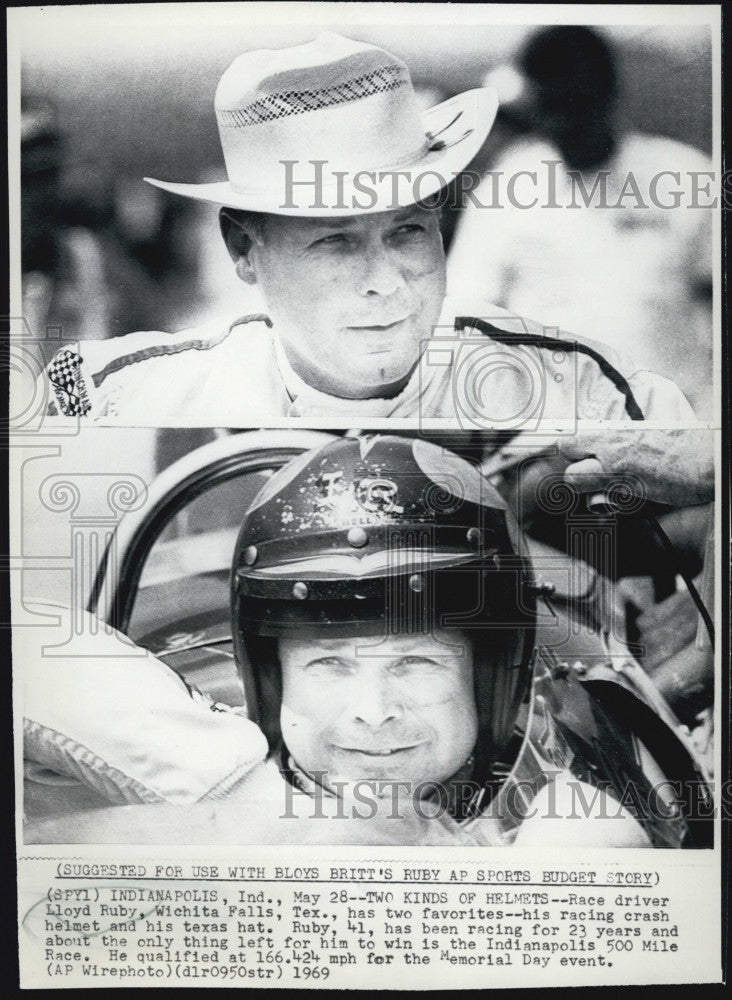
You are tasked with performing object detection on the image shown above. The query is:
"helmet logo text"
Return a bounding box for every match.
[355,477,404,514]
[319,470,344,494]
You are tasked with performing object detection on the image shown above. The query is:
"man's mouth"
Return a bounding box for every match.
[335,744,421,757]
[347,316,410,333]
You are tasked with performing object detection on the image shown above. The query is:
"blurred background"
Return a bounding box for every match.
[17,12,714,416]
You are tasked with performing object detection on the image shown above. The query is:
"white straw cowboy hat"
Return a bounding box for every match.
[145,32,498,215]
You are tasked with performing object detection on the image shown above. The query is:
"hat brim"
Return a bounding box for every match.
[144,87,498,215]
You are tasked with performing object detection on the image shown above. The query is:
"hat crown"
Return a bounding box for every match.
[212,32,428,191]
[215,32,399,107]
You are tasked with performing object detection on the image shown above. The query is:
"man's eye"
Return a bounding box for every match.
[305,656,350,674]
[391,656,443,674]
[393,223,425,237]
[310,233,346,247]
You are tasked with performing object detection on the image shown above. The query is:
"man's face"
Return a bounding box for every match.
[248,204,446,399]
[278,629,477,793]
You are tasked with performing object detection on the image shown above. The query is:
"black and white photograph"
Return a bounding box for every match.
[9,2,723,990]
[12,6,716,426]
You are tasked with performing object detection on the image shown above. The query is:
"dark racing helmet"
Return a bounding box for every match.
[231,434,537,807]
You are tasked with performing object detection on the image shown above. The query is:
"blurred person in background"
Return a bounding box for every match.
[447,26,714,418]
[108,173,209,334]
[21,97,114,360]
[21,97,209,359]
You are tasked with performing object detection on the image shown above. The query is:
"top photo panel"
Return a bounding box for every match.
[10,6,720,429]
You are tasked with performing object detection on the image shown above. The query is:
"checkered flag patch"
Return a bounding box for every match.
[47,349,92,416]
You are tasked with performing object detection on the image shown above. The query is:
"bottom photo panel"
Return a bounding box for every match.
[18,426,717,849]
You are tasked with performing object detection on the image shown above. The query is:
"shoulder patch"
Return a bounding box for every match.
[455,315,645,420]
[47,349,92,416]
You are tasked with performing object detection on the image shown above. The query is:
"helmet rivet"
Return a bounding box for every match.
[243,545,258,566]
[408,574,425,593]
[467,527,481,546]
[292,582,309,600]
[347,527,368,548]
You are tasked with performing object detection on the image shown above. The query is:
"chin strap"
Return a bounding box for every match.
[283,752,337,799]
[281,747,481,820]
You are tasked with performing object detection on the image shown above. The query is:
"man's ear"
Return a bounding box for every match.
[219,209,258,285]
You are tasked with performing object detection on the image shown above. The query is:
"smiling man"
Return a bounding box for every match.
[277,629,477,795]
[43,32,695,424]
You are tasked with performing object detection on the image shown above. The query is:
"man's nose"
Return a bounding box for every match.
[352,677,403,727]
[356,245,406,297]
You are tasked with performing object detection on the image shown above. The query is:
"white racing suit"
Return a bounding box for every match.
[41,298,695,424]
